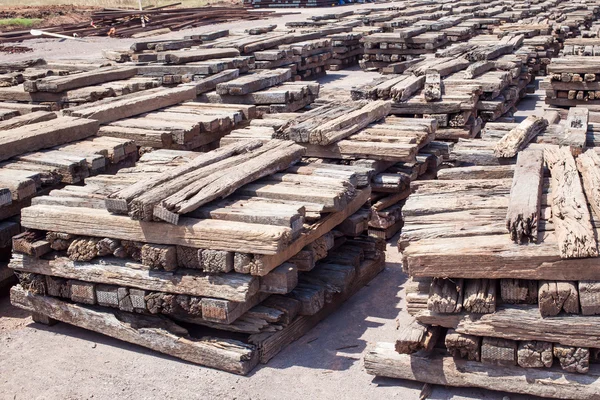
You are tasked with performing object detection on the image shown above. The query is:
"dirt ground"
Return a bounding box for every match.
[0,4,549,399]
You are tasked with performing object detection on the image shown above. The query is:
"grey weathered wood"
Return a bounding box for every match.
[0,117,98,162]
[481,337,517,366]
[579,281,600,315]
[9,254,258,302]
[0,111,57,131]
[445,329,481,361]
[576,149,600,219]
[415,305,600,348]
[10,286,258,375]
[428,278,464,314]
[365,344,600,399]
[462,279,496,314]
[162,48,240,64]
[26,67,137,93]
[554,345,589,374]
[538,281,580,317]
[395,319,440,354]
[65,87,197,124]
[545,146,598,259]
[106,140,263,214]
[423,73,441,102]
[155,141,305,223]
[216,69,291,95]
[505,148,544,243]
[494,116,548,158]
[560,107,588,156]
[308,101,391,145]
[500,279,538,304]
[20,205,291,255]
[518,341,553,368]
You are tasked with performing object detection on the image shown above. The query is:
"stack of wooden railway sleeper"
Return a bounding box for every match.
[365,109,600,398]
[8,140,385,374]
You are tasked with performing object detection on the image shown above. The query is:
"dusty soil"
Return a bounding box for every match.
[0,6,95,31]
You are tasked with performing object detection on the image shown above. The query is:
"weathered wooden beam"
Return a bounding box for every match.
[538,281,580,317]
[494,116,548,158]
[505,148,544,243]
[415,305,600,348]
[545,146,598,259]
[445,329,480,361]
[576,149,600,219]
[9,254,257,302]
[365,345,600,399]
[20,205,292,255]
[560,107,588,156]
[0,117,98,162]
[395,319,440,354]
[10,286,258,375]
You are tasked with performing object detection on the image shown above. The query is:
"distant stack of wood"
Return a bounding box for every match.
[96,101,252,151]
[243,0,340,8]
[220,100,446,238]
[0,60,166,110]
[351,46,531,141]
[9,140,385,374]
[366,110,600,398]
[276,39,332,80]
[543,57,600,106]
[198,68,319,115]
[327,33,364,71]
[360,30,448,72]
[561,38,600,56]
[0,110,137,290]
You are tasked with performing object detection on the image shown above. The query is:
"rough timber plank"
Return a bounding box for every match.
[561,107,588,156]
[0,117,98,162]
[65,86,197,124]
[494,116,548,158]
[402,232,600,280]
[545,146,598,259]
[308,101,391,145]
[249,187,371,276]
[10,286,258,375]
[163,48,240,64]
[250,253,384,362]
[577,149,600,219]
[20,205,291,255]
[26,67,138,93]
[9,254,257,302]
[106,141,264,215]
[157,141,306,222]
[415,305,600,348]
[506,148,543,243]
[365,344,600,400]
[0,111,57,131]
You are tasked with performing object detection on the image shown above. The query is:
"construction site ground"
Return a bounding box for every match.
[0,3,545,399]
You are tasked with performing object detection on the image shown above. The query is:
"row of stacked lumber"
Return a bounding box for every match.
[117,29,335,81]
[2,64,318,149]
[0,60,302,289]
[8,139,385,374]
[0,59,166,109]
[351,41,535,140]
[0,104,138,290]
[221,99,449,239]
[365,107,600,398]
[543,56,600,107]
